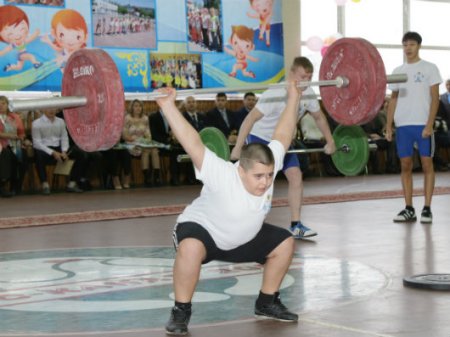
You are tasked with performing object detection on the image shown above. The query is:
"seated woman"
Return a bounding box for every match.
[0,96,26,197]
[122,99,162,186]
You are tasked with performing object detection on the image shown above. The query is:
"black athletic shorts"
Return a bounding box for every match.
[173,222,292,264]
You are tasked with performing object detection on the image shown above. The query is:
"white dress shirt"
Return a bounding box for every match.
[218,109,229,127]
[32,114,69,155]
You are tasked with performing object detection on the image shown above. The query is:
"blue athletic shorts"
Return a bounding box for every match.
[396,125,434,158]
[246,134,300,171]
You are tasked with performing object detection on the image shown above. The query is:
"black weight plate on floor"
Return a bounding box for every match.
[403,274,450,291]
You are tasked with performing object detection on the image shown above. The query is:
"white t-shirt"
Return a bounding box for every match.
[177,140,285,250]
[251,86,320,141]
[389,59,442,127]
[301,113,324,141]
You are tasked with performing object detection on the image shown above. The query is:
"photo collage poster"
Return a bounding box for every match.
[0,0,284,93]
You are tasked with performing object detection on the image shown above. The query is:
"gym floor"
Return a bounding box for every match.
[0,173,450,337]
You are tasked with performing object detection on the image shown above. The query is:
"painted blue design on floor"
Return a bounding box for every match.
[0,247,389,334]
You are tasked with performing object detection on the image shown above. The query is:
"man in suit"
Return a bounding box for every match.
[182,96,206,183]
[235,92,257,130]
[182,96,206,131]
[435,80,450,170]
[439,79,450,125]
[205,92,238,141]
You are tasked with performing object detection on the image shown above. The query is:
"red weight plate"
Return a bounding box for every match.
[356,39,387,125]
[62,49,125,152]
[319,38,385,126]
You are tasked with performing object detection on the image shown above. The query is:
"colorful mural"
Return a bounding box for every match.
[0,0,284,93]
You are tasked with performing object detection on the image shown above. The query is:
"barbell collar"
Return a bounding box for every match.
[386,74,408,84]
[9,96,87,112]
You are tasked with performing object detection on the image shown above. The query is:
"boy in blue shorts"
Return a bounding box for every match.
[231,57,336,239]
[386,31,442,224]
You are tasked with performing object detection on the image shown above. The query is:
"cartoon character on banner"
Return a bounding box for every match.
[224,25,259,79]
[0,6,43,72]
[41,9,87,73]
[247,0,273,47]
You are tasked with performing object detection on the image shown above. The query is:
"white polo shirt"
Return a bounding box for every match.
[251,86,320,141]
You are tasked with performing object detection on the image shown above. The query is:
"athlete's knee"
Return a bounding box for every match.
[420,157,434,173]
[273,236,295,258]
[400,158,413,171]
[177,238,206,260]
[285,167,302,187]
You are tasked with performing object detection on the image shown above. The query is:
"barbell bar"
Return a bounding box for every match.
[6,38,406,152]
[8,73,407,112]
[178,125,375,177]
[289,142,377,154]
[120,74,407,99]
[177,143,377,160]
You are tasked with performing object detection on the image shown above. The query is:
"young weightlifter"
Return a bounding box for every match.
[155,81,302,335]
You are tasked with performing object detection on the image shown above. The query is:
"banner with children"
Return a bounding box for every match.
[0,0,284,93]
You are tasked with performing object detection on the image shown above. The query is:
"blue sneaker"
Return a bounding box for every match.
[290,222,317,239]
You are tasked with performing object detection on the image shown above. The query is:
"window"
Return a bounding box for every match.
[420,49,450,84]
[300,0,337,40]
[410,0,450,46]
[299,0,450,94]
[345,0,403,45]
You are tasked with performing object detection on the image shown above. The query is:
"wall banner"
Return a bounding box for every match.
[0,0,284,94]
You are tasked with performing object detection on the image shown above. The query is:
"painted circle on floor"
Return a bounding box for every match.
[0,247,389,334]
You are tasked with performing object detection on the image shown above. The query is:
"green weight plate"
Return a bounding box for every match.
[199,127,230,161]
[331,125,369,176]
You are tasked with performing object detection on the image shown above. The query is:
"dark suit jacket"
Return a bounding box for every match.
[183,111,206,132]
[234,106,250,131]
[205,108,237,137]
[439,93,450,125]
[149,110,171,144]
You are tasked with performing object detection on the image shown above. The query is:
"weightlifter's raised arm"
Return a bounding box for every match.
[155,88,205,171]
[230,107,264,160]
[272,81,302,150]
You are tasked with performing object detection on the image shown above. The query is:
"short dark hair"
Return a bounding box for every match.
[216,92,227,99]
[239,143,274,170]
[244,92,256,99]
[402,31,422,45]
[291,56,314,73]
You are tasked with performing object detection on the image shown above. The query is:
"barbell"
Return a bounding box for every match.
[177,125,376,176]
[8,37,406,152]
